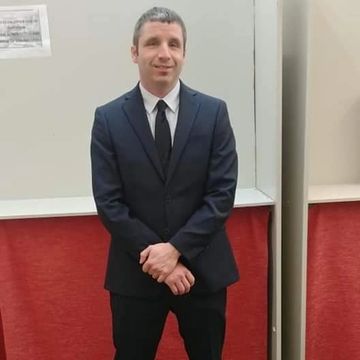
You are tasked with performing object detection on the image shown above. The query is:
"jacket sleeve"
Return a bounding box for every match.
[91,107,161,258]
[169,101,238,261]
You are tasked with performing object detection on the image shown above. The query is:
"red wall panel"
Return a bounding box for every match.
[0,207,269,360]
[307,202,360,360]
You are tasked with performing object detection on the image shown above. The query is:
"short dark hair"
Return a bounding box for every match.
[133,7,187,50]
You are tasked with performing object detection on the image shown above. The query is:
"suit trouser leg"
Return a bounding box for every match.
[171,288,227,360]
[110,293,169,360]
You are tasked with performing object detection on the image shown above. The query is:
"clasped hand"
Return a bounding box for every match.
[139,243,180,282]
[139,243,195,295]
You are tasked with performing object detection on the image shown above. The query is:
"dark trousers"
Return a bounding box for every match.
[110,288,227,360]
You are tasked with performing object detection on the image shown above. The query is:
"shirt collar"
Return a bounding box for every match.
[139,81,180,114]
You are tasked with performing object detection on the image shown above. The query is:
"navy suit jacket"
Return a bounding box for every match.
[91,82,239,297]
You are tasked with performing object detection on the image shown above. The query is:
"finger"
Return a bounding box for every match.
[139,247,150,264]
[142,262,151,273]
[185,272,195,286]
[157,274,166,283]
[181,278,191,293]
[176,282,186,295]
[171,284,178,296]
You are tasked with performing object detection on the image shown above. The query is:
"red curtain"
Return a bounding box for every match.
[0,207,269,360]
[307,202,360,360]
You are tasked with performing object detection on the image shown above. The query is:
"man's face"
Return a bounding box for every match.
[131,21,185,96]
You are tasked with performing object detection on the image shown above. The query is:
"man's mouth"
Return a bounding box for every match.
[154,65,172,70]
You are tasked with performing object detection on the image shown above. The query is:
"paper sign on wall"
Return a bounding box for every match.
[0,5,51,59]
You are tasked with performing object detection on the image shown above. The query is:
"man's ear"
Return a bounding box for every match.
[131,45,138,64]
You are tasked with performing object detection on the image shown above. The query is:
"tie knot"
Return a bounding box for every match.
[157,100,167,113]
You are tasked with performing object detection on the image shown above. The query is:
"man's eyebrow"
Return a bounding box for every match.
[144,36,159,43]
[169,37,181,43]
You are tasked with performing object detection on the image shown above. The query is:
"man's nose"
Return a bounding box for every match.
[158,43,171,59]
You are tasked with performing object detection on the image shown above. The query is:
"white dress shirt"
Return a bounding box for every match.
[139,81,180,145]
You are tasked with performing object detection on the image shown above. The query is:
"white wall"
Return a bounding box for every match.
[0,0,255,200]
[255,0,282,200]
[254,1,282,359]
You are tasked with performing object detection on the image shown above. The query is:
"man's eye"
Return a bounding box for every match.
[146,40,158,46]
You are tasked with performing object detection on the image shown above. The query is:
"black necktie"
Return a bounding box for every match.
[155,100,172,174]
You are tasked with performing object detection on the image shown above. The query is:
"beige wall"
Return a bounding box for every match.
[308,0,360,185]
[282,0,310,359]
[283,1,360,359]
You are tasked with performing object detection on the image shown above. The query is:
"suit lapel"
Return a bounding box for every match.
[123,85,165,181]
[166,83,200,184]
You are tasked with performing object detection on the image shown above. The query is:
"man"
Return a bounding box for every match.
[91,7,239,360]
